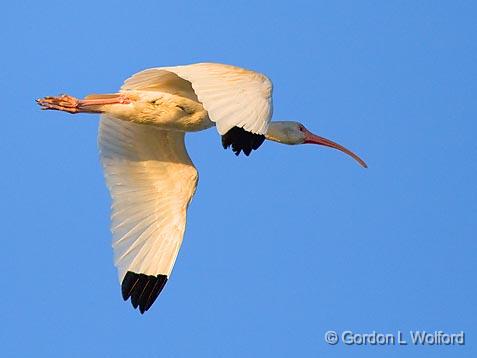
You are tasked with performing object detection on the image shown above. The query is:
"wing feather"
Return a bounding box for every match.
[98,116,198,312]
[121,63,273,135]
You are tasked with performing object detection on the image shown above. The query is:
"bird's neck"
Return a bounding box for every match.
[265,122,301,145]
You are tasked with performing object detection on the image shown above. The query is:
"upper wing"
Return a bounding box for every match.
[121,68,199,101]
[121,62,273,135]
[98,116,198,313]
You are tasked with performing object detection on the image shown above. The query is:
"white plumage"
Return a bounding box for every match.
[37,62,366,313]
[99,116,198,282]
[157,63,273,134]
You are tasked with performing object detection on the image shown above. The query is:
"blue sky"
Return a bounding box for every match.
[1,0,476,357]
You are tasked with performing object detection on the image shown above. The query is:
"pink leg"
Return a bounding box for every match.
[36,94,132,114]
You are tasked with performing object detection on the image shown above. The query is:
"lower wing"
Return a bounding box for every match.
[98,116,198,313]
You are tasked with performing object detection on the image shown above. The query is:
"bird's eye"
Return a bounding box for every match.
[298,124,305,132]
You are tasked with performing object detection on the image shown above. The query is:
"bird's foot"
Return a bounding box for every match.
[36,94,81,113]
[36,93,133,114]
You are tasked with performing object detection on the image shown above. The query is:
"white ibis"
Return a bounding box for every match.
[37,62,367,313]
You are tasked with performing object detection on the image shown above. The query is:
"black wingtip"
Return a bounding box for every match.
[221,127,265,156]
[121,271,168,313]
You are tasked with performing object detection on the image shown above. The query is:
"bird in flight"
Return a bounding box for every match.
[37,62,367,314]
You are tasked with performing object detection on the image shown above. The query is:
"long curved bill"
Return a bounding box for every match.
[304,129,368,168]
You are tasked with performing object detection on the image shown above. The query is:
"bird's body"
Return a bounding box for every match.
[100,91,212,131]
[37,62,367,313]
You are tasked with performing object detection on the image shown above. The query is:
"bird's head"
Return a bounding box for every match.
[265,121,367,168]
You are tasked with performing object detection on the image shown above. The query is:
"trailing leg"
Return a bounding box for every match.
[36,93,132,114]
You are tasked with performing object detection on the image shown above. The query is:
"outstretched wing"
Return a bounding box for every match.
[98,116,198,313]
[121,62,273,136]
